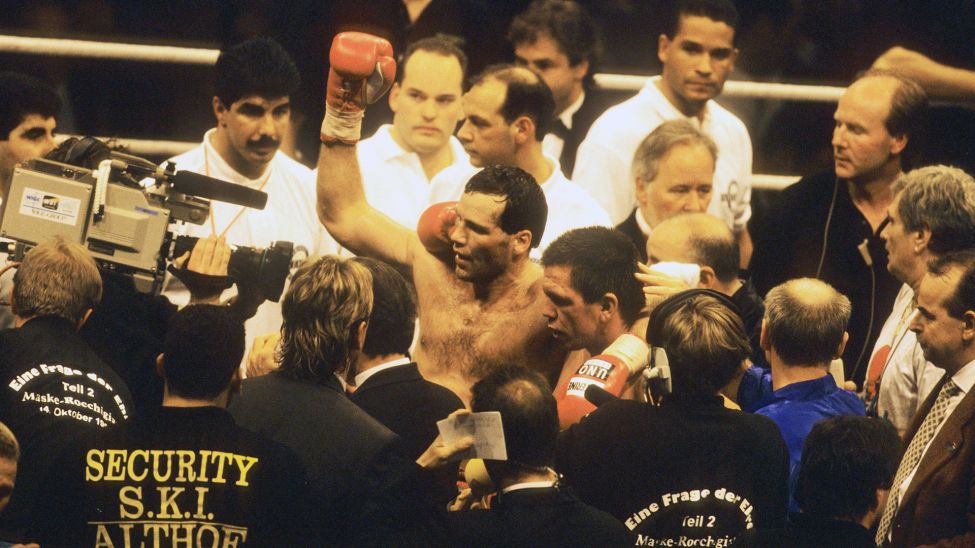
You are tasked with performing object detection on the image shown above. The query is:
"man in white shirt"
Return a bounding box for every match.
[508,0,603,177]
[429,64,609,259]
[355,35,469,231]
[162,38,337,358]
[866,166,975,435]
[876,249,975,546]
[572,0,751,263]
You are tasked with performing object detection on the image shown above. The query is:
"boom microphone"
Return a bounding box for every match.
[169,170,268,210]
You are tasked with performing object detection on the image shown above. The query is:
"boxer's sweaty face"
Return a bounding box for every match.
[542,265,601,352]
[389,50,464,156]
[658,15,737,115]
[451,192,511,283]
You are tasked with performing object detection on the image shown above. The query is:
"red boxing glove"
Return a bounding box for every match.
[556,334,649,429]
[321,32,396,144]
[417,201,458,260]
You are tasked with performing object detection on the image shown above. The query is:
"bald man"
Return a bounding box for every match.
[641,213,763,355]
[752,278,866,514]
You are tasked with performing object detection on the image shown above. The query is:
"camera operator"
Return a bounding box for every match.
[81,235,261,417]
[161,37,338,363]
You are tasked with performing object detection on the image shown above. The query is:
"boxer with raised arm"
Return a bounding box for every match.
[316,33,563,402]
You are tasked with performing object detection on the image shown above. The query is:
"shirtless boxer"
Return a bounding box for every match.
[316,33,563,402]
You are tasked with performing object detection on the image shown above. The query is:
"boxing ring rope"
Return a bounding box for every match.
[3,34,820,190]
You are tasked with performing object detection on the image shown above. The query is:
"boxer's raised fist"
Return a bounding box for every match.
[321,32,396,144]
[417,201,458,260]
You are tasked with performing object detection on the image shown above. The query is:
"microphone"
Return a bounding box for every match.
[584,384,618,407]
[169,170,268,210]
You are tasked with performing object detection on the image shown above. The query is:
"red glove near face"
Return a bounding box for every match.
[417,201,459,259]
[321,32,396,144]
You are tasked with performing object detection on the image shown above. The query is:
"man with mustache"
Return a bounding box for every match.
[749,70,928,387]
[162,37,337,356]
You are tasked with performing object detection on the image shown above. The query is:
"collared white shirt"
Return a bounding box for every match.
[892,358,975,512]
[868,283,944,434]
[572,76,752,229]
[357,124,470,231]
[162,129,339,364]
[354,356,412,388]
[542,91,586,162]
[428,154,611,259]
[635,206,653,238]
[500,480,557,495]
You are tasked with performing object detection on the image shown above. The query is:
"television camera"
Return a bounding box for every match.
[0,137,294,301]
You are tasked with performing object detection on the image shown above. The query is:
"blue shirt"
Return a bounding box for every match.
[752,373,865,514]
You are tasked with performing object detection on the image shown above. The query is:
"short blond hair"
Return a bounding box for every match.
[279,255,373,384]
[13,237,101,323]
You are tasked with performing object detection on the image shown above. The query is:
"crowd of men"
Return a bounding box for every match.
[1,0,974,546]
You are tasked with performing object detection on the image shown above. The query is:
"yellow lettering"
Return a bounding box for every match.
[86,449,105,481]
[222,528,247,548]
[197,450,212,481]
[211,452,231,483]
[196,524,220,548]
[118,485,143,519]
[171,523,193,548]
[176,450,197,482]
[193,486,209,519]
[94,524,116,548]
[128,449,148,482]
[157,486,184,518]
[152,450,175,482]
[234,455,259,487]
[142,523,167,545]
[104,449,126,481]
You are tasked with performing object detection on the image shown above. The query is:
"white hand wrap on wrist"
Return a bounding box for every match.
[321,105,364,143]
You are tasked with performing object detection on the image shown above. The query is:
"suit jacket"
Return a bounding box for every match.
[558,88,616,177]
[888,373,975,547]
[615,209,648,263]
[229,372,402,545]
[357,465,631,547]
[351,362,464,460]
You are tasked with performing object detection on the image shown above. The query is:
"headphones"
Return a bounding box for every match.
[643,289,742,403]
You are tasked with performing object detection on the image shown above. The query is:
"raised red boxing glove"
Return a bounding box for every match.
[417,201,458,260]
[321,32,396,144]
[556,334,649,429]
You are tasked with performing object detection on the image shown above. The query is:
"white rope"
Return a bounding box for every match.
[5,34,809,190]
[593,73,845,102]
[0,35,218,64]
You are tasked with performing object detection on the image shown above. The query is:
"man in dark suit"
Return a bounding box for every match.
[358,366,630,546]
[615,120,717,264]
[230,255,401,545]
[876,249,975,546]
[349,257,464,498]
[508,0,609,176]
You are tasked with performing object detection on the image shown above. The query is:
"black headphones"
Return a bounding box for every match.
[644,289,742,402]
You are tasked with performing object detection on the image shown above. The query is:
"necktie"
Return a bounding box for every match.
[875,378,961,544]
